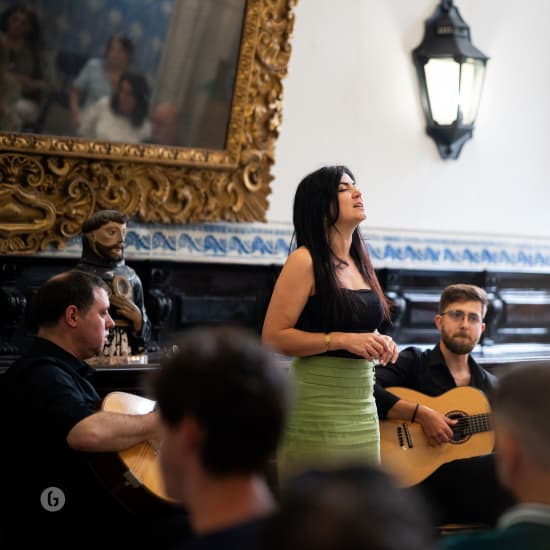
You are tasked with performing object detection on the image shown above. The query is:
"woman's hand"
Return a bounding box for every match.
[339,331,398,365]
[376,333,399,365]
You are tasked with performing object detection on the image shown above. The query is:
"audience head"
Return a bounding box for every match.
[153,325,290,501]
[262,465,436,550]
[104,33,133,71]
[492,364,550,497]
[111,71,150,127]
[149,101,177,145]
[81,209,128,262]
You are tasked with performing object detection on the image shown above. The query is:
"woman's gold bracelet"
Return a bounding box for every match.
[324,333,331,351]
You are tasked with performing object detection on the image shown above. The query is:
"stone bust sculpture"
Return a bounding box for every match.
[73,209,151,357]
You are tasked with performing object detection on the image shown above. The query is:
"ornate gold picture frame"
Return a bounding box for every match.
[0,0,297,254]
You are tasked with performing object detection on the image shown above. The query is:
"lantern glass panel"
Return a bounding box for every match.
[460,58,485,125]
[424,57,460,125]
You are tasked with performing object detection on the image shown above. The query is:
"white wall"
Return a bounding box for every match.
[270,0,550,240]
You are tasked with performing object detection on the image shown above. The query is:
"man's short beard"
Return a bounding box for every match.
[442,333,477,355]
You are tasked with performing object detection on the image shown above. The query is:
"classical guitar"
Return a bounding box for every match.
[379,386,494,487]
[90,391,175,514]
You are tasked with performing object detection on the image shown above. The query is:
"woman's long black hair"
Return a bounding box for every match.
[111,71,150,127]
[292,165,390,328]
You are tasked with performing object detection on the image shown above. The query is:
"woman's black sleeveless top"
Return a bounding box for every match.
[295,289,384,358]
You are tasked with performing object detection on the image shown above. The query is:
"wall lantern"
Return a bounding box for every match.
[412,0,488,159]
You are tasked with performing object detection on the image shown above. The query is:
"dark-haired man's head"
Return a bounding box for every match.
[32,271,113,359]
[153,325,290,503]
[492,364,550,501]
[262,465,436,550]
[32,271,107,327]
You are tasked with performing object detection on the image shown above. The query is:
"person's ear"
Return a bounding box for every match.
[65,304,79,327]
[495,428,521,491]
[434,313,443,331]
[180,416,205,451]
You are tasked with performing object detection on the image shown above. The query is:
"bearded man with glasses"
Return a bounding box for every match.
[375,284,515,528]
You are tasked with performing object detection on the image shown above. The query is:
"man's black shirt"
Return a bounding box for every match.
[0,338,121,544]
[0,337,190,548]
[374,344,497,419]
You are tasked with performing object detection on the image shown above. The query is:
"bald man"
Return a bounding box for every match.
[149,101,177,145]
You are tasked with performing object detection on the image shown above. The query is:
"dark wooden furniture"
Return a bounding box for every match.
[2,257,550,389]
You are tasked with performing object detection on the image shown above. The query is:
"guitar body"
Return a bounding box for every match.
[379,386,494,487]
[90,391,175,514]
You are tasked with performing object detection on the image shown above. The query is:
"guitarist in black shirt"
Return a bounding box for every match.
[375,284,515,527]
[0,271,189,549]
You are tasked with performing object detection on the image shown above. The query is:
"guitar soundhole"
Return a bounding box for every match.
[447,411,470,444]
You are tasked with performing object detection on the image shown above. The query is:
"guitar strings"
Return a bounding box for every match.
[132,440,154,477]
[451,413,491,434]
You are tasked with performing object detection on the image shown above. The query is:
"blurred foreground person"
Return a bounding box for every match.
[153,325,291,550]
[443,364,550,550]
[262,464,437,550]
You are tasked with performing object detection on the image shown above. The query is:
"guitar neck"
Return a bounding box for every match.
[455,413,491,436]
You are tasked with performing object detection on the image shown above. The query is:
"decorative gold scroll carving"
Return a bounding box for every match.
[0,0,297,255]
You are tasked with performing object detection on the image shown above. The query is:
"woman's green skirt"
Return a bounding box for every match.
[278,355,380,483]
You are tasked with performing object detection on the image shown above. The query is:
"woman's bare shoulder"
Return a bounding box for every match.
[284,246,313,271]
[286,246,313,265]
[276,246,314,296]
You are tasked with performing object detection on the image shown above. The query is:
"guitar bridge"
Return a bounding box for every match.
[123,469,140,488]
[397,423,413,449]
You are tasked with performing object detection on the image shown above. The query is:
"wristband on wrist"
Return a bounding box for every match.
[324,333,331,351]
[411,403,420,423]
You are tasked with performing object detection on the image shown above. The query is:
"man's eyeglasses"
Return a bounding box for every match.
[441,309,483,325]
